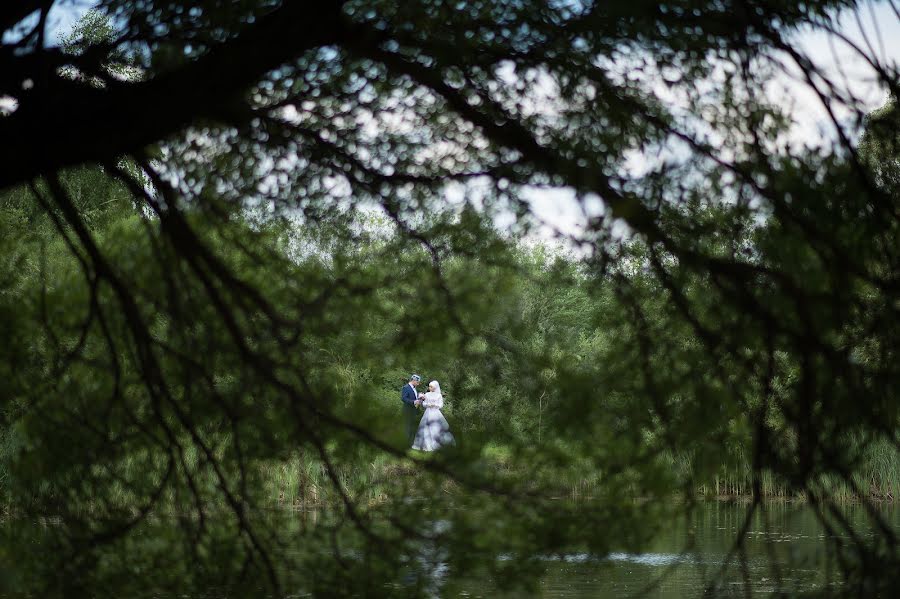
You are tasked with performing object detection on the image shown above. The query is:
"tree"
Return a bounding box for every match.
[1,1,898,596]
[860,98,900,192]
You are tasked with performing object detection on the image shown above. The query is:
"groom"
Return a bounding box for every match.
[401,374,422,446]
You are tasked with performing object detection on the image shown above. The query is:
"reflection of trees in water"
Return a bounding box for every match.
[452,502,898,597]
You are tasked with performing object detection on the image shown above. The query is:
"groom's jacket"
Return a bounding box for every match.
[401,384,418,407]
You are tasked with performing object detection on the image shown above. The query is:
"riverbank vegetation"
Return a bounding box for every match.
[1,158,897,519]
[1,2,899,597]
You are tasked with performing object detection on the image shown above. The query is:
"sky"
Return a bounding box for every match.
[525,2,900,241]
[27,1,900,242]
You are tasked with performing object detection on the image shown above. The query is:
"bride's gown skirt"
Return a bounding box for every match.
[412,408,455,451]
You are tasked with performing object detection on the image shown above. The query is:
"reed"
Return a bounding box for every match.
[691,438,900,502]
[257,451,401,508]
[2,435,896,510]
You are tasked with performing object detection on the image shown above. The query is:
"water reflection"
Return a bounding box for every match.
[450,501,899,598]
[2,500,895,597]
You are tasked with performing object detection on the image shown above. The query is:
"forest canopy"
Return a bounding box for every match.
[1,1,899,597]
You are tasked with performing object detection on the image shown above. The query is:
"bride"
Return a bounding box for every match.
[412,380,455,451]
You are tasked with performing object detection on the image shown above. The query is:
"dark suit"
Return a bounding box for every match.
[401,383,419,445]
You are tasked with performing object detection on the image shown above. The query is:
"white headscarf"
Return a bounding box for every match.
[424,380,444,409]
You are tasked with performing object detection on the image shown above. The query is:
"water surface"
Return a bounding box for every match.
[447,500,898,597]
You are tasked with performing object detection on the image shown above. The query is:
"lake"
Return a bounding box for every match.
[2,499,896,597]
[443,500,899,598]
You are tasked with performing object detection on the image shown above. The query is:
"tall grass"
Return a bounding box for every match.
[258,439,899,505]
[691,438,900,502]
[257,451,407,508]
[2,435,896,512]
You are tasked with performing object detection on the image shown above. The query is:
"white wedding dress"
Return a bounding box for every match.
[412,386,455,451]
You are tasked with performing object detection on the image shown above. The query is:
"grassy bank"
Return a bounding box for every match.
[693,438,900,502]
[257,440,900,509]
[1,430,896,511]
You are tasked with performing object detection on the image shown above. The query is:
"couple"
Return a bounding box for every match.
[402,374,456,451]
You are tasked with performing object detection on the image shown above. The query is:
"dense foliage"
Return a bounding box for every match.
[1,1,899,597]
